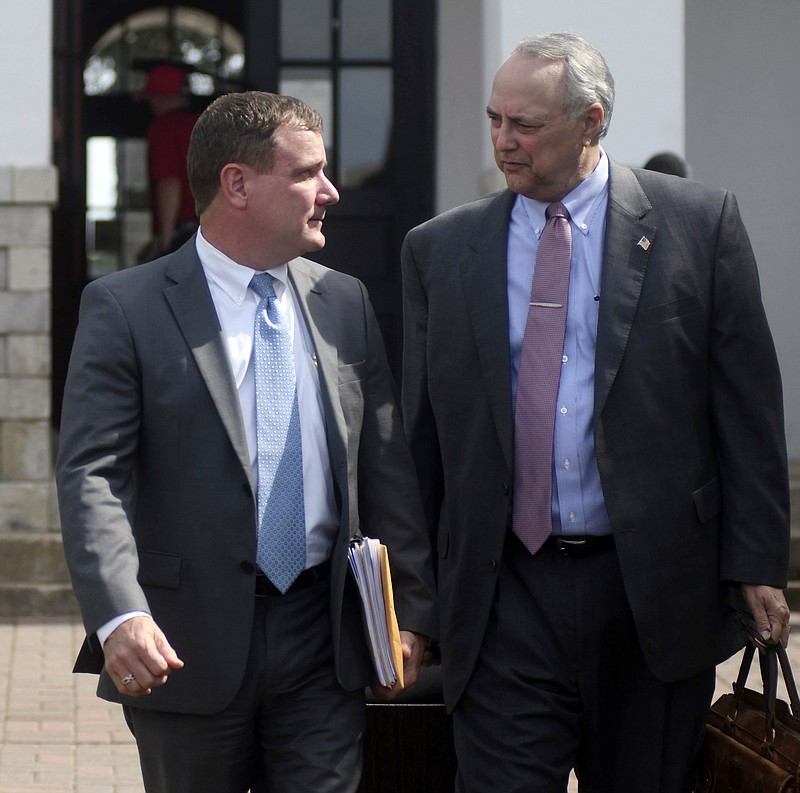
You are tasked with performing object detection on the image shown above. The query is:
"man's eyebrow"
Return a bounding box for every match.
[485,106,542,124]
[292,159,325,175]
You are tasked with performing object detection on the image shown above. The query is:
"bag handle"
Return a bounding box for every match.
[732,622,800,748]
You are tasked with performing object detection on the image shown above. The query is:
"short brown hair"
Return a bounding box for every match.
[188,91,323,215]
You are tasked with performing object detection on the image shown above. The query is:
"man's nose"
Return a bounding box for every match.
[319,174,339,205]
[493,121,517,151]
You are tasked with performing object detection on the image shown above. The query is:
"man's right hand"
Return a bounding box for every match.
[103,616,184,696]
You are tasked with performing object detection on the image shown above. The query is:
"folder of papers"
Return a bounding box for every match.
[348,536,404,689]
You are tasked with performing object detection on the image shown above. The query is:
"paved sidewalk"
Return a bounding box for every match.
[1,616,799,793]
[0,619,140,793]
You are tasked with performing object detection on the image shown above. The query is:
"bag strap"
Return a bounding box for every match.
[733,642,756,699]
[777,641,800,716]
[733,621,800,747]
[762,644,779,746]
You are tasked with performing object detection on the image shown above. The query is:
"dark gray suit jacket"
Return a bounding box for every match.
[57,239,437,714]
[401,160,789,711]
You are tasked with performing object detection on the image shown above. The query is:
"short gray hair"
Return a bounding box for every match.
[513,33,615,141]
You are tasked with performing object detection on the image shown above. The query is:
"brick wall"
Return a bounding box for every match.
[0,165,58,535]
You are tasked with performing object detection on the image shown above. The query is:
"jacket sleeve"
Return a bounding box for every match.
[56,279,151,636]
[708,191,790,587]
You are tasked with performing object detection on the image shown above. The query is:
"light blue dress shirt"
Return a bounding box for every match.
[508,150,612,537]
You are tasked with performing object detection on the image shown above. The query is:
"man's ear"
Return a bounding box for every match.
[583,103,604,145]
[218,163,248,209]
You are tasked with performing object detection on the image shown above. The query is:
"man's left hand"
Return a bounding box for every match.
[370,631,428,701]
[742,583,791,647]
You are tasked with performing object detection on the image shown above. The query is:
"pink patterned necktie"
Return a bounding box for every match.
[512,202,572,554]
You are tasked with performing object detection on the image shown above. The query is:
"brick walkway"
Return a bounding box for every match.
[0,619,141,793]
[1,616,799,793]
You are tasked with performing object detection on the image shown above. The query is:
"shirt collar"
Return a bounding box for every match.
[196,228,289,304]
[519,148,609,239]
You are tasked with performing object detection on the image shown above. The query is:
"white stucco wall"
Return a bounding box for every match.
[686,0,800,460]
[0,2,52,166]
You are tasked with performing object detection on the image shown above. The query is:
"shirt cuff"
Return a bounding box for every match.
[96,611,150,646]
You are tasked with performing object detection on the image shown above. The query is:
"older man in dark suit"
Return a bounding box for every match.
[401,33,789,793]
[57,91,437,793]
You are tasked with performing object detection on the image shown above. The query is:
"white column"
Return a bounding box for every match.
[0,1,57,534]
[1,2,53,166]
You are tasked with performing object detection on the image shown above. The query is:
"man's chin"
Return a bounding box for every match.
[303,233,327,253]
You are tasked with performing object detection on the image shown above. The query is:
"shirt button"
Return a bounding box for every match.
[569,511,577,522]
[562,355,568,363]
[581,223,588,230]
[563,459,571,469]
[560,405,568,415]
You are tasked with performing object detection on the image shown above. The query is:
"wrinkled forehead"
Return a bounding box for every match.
[489,55,568,117]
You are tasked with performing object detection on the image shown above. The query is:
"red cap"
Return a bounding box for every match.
[140,65,187,97]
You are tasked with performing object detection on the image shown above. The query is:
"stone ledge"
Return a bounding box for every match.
[0,583,79,618]
[0,533,70,584]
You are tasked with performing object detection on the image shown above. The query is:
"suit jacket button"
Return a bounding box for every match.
[502,482,510,495]
[488,560,497,573]
[240,561,255,575]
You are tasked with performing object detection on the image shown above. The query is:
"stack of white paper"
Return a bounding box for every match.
[347,537,404,688]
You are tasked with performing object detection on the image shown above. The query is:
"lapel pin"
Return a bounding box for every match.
[637,236,651,251]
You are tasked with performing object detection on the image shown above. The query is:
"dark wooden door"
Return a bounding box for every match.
[243,0,437,374]
[51,0,436,420]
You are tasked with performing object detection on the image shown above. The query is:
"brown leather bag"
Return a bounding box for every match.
[697,636,800,792]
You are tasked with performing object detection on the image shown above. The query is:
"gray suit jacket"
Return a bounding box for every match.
[57,239,437,714]
[401,160,789,710]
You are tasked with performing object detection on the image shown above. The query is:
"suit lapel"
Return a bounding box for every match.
[460,191,516,470]
[286,259,349,484]
[163,244,253,488]
[594,162,656,421]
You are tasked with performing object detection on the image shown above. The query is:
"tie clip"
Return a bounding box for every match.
[529,301,563,308]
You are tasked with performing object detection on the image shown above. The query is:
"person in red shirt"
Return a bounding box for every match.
[139,64,200,260]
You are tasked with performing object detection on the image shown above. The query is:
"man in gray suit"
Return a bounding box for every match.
[401,33,790,792]
[57,91,437,793]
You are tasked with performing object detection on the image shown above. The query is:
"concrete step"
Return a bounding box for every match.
[0,532,72,584]
[0,583,79,617]
[0,533,78,616]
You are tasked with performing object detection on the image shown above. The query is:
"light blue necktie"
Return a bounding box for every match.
[250,272,306,593]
